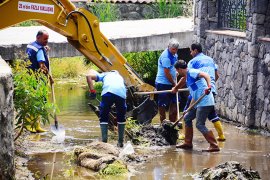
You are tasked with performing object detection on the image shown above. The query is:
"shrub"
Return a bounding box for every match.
[12,60,55,140]
[124,51,161,86]
[50,56,90,79]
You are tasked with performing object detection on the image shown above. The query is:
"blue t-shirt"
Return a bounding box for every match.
[36,49,46,62]
[155,48,177,85]
[186,68,214,107]
[96,70,126,99]
[188,53,217,93]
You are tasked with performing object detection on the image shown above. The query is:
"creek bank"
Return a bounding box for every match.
[194,161,261,180]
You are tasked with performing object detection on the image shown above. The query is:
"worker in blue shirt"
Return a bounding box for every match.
[26,30,53,83]
[172,43,225,141]
[24,30,53,133]
[174,60,220,152]
[155,38,179,123]
[86,70,127,147]
[187,43,225,141]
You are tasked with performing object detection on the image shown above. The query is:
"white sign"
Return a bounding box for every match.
[18,1,54,14]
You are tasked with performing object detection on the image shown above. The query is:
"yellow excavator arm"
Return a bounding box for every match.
[0,0,154,92]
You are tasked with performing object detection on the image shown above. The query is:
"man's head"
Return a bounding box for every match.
[168,38,179,55]
[190,43,202,57]
[174,60,187,76]
[36,30,49,46]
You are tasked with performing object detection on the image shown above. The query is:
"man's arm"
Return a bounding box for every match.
[198,72,211,88]
[86,74,98,91]
[164,68,175,86]
[172,76,186,93]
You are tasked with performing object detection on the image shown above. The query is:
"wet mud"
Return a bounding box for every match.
[195,161,261,180]
[131,121,179,146]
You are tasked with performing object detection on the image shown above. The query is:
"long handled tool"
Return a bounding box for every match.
[134,88,189,95]
[171,93,207,129]
[48,59,65,136]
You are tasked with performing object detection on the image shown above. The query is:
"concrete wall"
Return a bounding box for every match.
[0,57,15,179]
[195,0,270,130]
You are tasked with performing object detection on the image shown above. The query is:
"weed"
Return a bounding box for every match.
[50,56,90,79]
[99,160,128,176]
[88,1,119,22]
[12,60,56,140]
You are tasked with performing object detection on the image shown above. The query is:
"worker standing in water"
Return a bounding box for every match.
[155,38,179,123]
[174,60,220,152]
[25,29,54,133]
[86,70,127,148]
[172,43,226,141]
[186,43,225,141]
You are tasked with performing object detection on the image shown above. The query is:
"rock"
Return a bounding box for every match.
[194,161,261,180]
[74,142,120,171]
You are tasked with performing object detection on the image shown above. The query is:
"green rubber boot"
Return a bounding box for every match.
[117,123,125,148]
[100,123,108,143]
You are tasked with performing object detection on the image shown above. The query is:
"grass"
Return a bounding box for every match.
[50,56,90,79]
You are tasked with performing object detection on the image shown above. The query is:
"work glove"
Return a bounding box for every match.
[88,89,97,100]
[204,85,211,95]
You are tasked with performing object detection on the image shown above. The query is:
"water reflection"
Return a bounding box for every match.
[27,83,270,179]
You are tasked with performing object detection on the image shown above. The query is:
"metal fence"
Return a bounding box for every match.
[218,0,247,31]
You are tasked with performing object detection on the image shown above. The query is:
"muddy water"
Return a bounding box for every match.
[27,83,270,179]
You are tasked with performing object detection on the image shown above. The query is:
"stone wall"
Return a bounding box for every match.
[0,57,15,179]
[195,0,270,130]
[75,1,193,20]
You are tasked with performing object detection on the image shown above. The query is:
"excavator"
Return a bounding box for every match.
[0,0,158,125]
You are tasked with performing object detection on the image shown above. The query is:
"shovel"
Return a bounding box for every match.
[48,59,65,138]
[171,92,207,129]
[50,82,65,136]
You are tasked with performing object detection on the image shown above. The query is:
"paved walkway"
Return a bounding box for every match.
[0,17,193,59]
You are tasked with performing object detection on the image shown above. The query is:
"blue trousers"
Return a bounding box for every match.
[184,94,219,122]
[184,106,215,134]
[99,92,127,124]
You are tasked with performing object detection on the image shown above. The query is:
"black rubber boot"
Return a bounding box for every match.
[100,123,108,143]
[117,123,125,148]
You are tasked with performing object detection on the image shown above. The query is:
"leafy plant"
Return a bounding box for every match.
[88,1,119,22]
[156,0,184,18]
[124,51,161,86]
[12,60,55,140]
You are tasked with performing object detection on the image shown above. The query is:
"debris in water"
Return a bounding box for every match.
[194,161,261,180]
[130,120,179,146]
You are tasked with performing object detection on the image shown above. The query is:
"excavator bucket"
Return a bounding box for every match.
[130,97,158,124]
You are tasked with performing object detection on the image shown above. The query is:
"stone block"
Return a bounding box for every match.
[252,0,268,14]
[0,58,15,180]
[207,1,217,18]
[258,44,266,59]
[248,42,259,57]
[252,13,266,25]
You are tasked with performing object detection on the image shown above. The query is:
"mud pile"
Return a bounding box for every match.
[195,161,261,180]
[132,121,179,146]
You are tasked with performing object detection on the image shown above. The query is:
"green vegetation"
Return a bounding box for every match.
[99,160,128,176]
[88,1,119,22]
[50,56,90,79]
[156,0,184,18]
[15,20,40,27]
[12,60,55,140]
[124,51,161,85]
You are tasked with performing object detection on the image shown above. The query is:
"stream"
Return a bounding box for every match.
[26,82,270,179]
